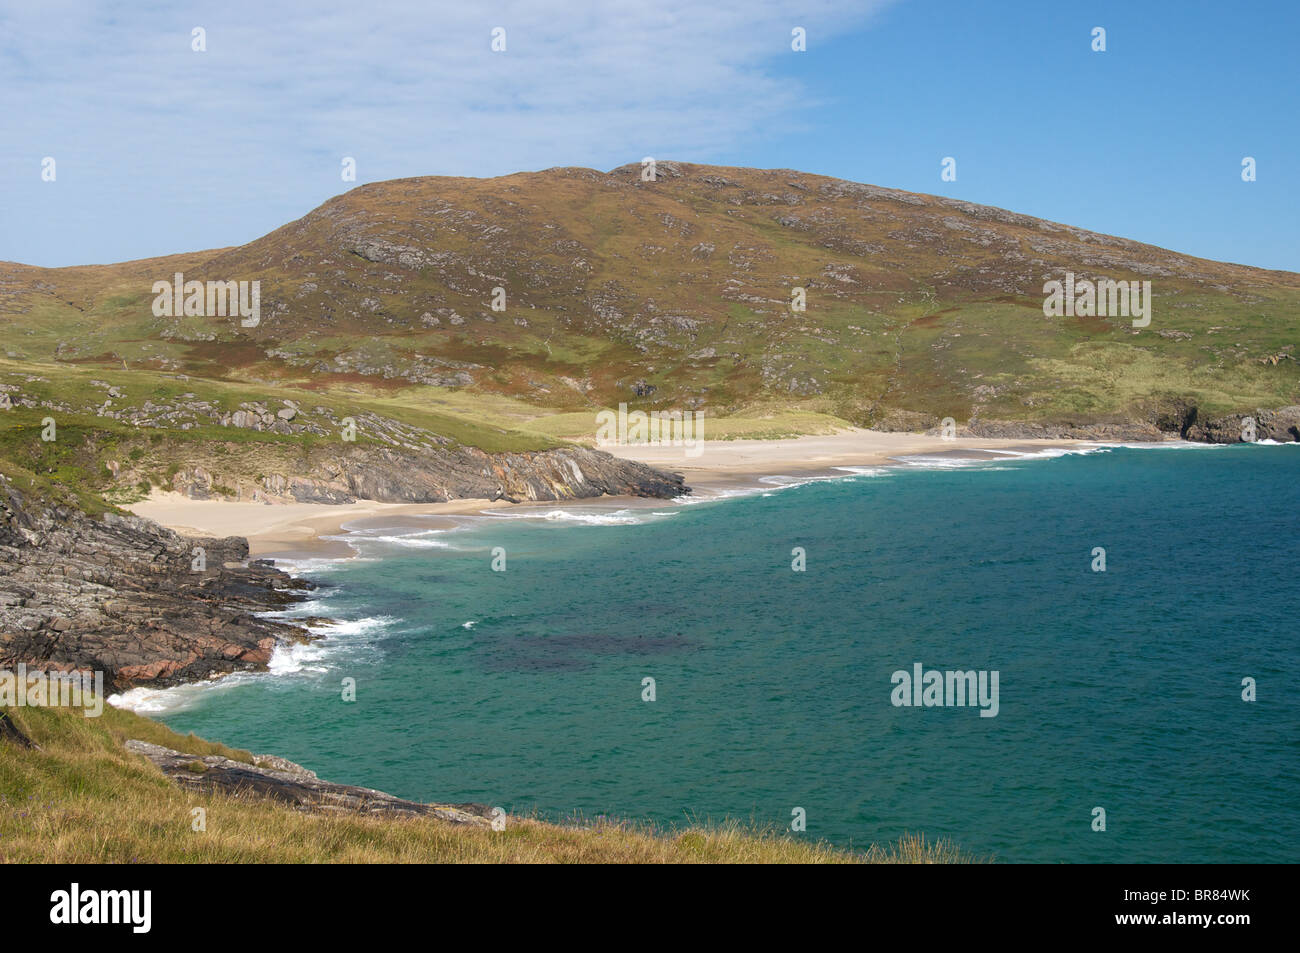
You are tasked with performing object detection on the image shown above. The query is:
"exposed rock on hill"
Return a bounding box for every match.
[171,443,688,503]
[3,162,1295,434]
[0,709,37,748]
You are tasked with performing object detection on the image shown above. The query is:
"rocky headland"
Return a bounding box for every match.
[170,441,689,504]
[0,473,316,692]
[0,439,688,693]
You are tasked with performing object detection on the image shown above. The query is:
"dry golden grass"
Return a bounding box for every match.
[1,703,973,863]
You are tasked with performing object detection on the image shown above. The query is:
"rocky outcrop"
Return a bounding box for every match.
[0,476,315,692]
[0,709,37,748]
[1183,405,1300,443]
[9,385,691,504]
[125,740,495,824]
[0,440,686,690]
[917,404,1300,443]
[174,444,689,504]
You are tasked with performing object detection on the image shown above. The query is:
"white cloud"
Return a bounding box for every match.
[0,0,895,264]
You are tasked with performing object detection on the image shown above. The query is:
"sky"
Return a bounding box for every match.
[1,0,1296,270]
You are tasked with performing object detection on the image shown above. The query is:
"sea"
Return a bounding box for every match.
[111,443,1300,862]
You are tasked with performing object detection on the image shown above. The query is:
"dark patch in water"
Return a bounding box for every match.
[478,630,692,673]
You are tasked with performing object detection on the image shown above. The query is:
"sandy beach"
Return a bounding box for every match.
[126,429,1088,558]
[597,428,1088,490]
[127,495,499,558]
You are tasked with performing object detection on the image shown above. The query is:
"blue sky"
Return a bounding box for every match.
[1,0,1296,270]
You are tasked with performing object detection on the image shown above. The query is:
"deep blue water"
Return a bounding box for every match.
[145,445,1300,862]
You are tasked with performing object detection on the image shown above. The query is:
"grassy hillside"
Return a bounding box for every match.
[3,161,1296,433]
[0,354,570,510]
[0,704,969,863]
[1,162,1296,504]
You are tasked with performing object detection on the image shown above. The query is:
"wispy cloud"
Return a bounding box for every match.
[0,0,895,265]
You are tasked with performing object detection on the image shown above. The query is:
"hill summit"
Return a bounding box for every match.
[2,161,1297,433]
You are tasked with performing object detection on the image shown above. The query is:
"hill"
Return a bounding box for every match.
[3,161,1297,436]
[0,162,1297,508]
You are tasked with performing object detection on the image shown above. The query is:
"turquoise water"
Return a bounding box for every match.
[147,446,1300,862]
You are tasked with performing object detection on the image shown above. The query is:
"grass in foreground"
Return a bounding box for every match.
[0,703,974,863]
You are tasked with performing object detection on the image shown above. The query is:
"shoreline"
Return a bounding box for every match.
[126,429,1097,560]
[127,494,502,559]
[595,428,1094,493]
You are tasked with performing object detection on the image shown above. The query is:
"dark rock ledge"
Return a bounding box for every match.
[126,740,494,825]
[0,709,37,748]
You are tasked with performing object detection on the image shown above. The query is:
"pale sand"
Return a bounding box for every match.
[127,493,498,558]
[126,430,1090,558]
[598,428,1089,489]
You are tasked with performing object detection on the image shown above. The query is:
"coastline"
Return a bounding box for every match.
[127,494,500,559]
[126,429,1094,559]
[595,427,1092,491]
[96,435,1297,862]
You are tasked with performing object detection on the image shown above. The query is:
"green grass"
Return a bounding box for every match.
[4,163,1295,440]
[1,163,1296,516]
[1,704,974,863]
[0,353,573,513]
[527,407,851,441]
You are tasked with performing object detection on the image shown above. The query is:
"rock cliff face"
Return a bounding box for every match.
[0,476,316,692]
[1182,405,1300,443]
[172,444,689,504]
